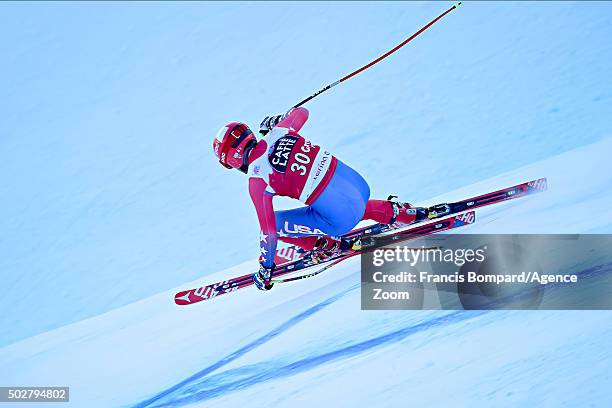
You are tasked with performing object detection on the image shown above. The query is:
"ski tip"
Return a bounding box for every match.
[527,177,548,192]
[454,2,462,8]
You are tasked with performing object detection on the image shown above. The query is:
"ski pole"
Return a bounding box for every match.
[292,2,462,109]
[271,254,355,284]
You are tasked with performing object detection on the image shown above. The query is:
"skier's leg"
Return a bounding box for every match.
[313,160,424,226]
[363,199,428,225]
[275,205,335,238]
[363,200,396,224]
[362,199,419,224]
[274,161,370,250]
[278,235,319,251]
[307,160,370,235]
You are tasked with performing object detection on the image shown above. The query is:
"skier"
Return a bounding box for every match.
[212,107,440,290]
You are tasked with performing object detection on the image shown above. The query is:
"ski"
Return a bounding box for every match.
[273,177,547,265]
[174,211,475,305]
[346,177,547,239]
[174,177,547,306]
[271,245,441,285]
[432,177,547,215]
[269,176,548,284]
[271,255,352,285]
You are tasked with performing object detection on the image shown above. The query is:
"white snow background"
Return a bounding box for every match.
[1,1,611,407]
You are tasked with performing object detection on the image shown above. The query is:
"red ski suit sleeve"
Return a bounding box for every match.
[276,107,309,132]
[248,108,310,268]
[249,177,277,268]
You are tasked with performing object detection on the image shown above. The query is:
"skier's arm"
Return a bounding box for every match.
[260,107,310,135]
[248,177,277,268]
[276,107,309,132]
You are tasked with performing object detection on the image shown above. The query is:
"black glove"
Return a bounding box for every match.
[253,263,274,291]
[259,115,283,136]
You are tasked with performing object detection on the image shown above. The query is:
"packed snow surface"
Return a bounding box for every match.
[1,2,611,407]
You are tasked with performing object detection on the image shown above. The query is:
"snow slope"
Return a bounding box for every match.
[2,1,612,347]
[1,2,612,406]
[1,137,611,407]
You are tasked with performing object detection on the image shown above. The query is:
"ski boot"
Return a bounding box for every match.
[387,195,428,225]
[310,235,361,263]
[311,236,343,263]
[426,203,451,219]
[253,264,274,291]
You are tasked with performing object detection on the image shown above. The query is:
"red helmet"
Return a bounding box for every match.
[213,122,257,173]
